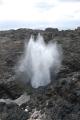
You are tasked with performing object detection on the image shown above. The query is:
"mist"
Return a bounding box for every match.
[16,34,62,88]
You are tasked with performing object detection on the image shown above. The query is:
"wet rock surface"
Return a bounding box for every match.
[0,27,80,119]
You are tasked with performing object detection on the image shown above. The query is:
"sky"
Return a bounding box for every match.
[0,0,80,30]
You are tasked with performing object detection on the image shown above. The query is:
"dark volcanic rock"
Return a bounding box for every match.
[0,27,80,119]
[45,28,59,33]
[0,102,29,120]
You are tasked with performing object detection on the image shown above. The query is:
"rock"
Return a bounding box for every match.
[0,27,80,119]
[45,28,58,33]
[14,92,30,106]
[0,102,29,120]
[27,109,46,120]
[0,92,30,106]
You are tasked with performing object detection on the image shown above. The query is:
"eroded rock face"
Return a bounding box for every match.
[0,27,80,119]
